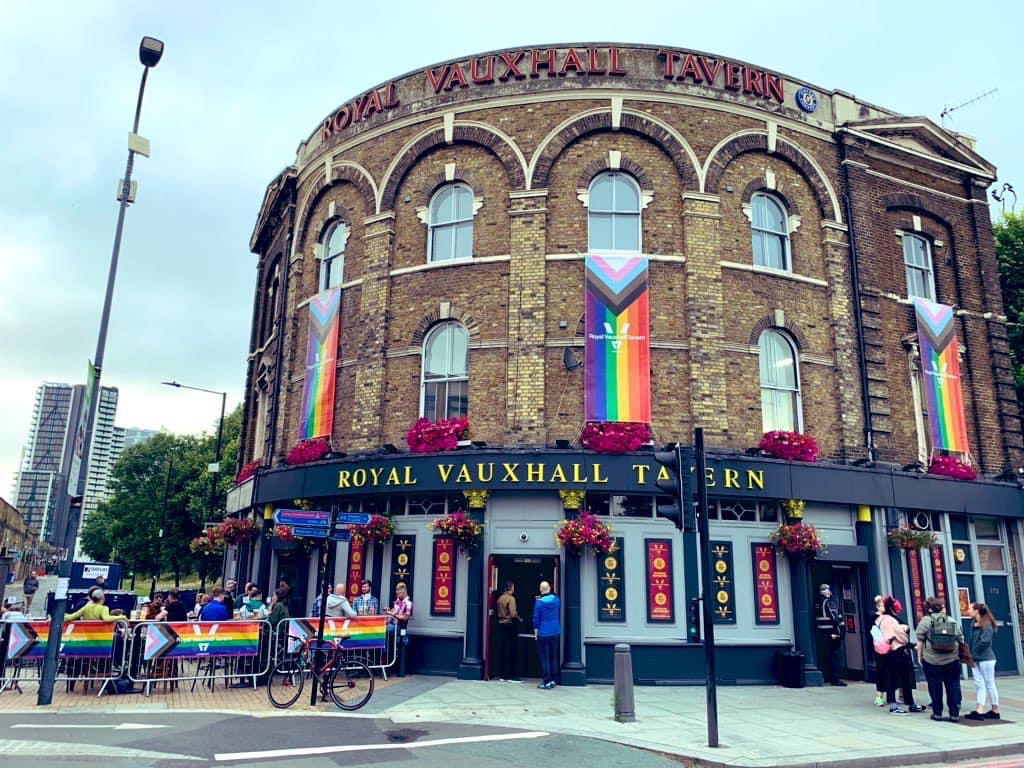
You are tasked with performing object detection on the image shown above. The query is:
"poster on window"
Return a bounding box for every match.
[645,539,674,623]
[298,287,341,439]
[597,537,625,622]
[346,541,365,601]
[906,549,926,624]
[931,545,949,613]
[751,543,780,625]
[430,536,456,616]
[710,541,736,624]
[584,254,650,423]
[913,298,969,453]
[390,535,416,600]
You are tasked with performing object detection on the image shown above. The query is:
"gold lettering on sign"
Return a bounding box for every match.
[705,467,716,488]
[502,463,520,482]
[477,462,494,482]
[633,464,649,484]
[352,468,367,487]
[438,464,454,483]
[572,464,587,483]
[527,463,544,483]
[747,470,764,490]
[338,470,351,488]
[723,468,740,489]
[456,464,472,483]
[403,466,417,485]
[592,463,608,484]
[656,466,671,483]
[370,467,383,485]
[387,467,401,485]
[549,464,567,483]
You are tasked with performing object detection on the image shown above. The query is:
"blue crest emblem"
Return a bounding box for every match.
[795,87,818,113]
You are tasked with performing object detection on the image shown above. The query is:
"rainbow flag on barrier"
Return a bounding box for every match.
[59,621,118,659]
[287,617,388,653]
[5,620,49,661]
[142,621,261,661]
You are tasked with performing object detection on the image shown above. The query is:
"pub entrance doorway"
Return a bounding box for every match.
[485,554,559,680]
[810,561,866,682]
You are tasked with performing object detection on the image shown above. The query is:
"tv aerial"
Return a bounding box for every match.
[940,88,997,127]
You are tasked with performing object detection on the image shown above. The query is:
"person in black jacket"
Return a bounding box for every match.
[164,588,188,623]
[815,583,847,686]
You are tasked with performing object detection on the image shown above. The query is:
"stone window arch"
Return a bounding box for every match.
[586,171,642,253]
[759,329,802,433]
[749,192,792,271]
[427,183,475,262]
[318,220,349,291]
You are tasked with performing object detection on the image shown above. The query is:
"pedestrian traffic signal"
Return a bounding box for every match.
[688,597,701,641]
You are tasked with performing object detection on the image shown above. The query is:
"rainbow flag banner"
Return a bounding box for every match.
[914,298,970,453]
[142,621,261,661]
[584,254,651,423]
[5,621,49,662]
[59,621,119,659]
[287,617,388,653]
[298,286,341,439]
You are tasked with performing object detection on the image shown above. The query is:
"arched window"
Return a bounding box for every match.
[261,258,281,343]
[428,183,474,262]
[759,329,801,433]
[902,233,935,301]
[588,172,641,252]
[421,322,469,420]
[319,221,349,291]
[751,193,790,271]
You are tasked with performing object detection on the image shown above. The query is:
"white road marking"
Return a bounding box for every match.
[11,722,171,731]
[0,738,198,760]
[215,730,551,761]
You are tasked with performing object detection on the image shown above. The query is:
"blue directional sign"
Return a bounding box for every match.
[330,529,351,542]
[335,512,373,525]
[293,526,328,539]
[274,508,329,527]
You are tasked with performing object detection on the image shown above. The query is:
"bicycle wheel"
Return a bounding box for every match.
[267,658,304,709]
[328,659,374,711]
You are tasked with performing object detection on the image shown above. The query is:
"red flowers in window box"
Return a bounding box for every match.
[236,460,262,484]
[555,512,614,554]
[349,515,396,546]
[580,422,652,454]
[770,522,824,556]
[406,417,469,453]
[286,437,332,465]
[759,431,819,462]
[928,455,977,481]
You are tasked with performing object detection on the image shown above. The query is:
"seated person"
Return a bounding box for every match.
[66,589,124,621]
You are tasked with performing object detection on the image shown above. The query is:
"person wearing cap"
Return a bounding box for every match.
[815,583,847,686]
[66,589,124,622]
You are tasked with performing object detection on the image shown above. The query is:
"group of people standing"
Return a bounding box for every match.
[494,580,562,689]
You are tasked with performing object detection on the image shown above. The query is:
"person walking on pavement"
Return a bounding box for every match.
[877,596,925,714]
[496,581,523,682]
[916,595,965,722]
[965,602,1000,721]
[533,581,561,689]
[22,572,39,612]
[815,583,847,686]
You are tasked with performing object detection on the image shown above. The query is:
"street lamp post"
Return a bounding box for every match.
[37,36,164,707]
[161,381,227,520]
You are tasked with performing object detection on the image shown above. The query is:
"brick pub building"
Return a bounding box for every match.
[228,44,1024,684]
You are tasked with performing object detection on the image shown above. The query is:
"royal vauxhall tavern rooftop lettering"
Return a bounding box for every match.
[320,46,785,141]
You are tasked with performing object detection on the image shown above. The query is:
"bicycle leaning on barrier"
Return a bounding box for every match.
[267,634,373,710]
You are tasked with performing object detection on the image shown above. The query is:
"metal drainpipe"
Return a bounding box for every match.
[958,178,989,470]
[839,140,875,462]
[266,198,296,467]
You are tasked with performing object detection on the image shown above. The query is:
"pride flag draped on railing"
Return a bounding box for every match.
[299,287,342,439]
[142,621,262,661]
[913,298,970,453]
[584,254,650,423]
[286,617,388,653]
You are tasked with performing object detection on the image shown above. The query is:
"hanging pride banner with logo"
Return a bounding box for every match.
[913,298,969,453]
[5,621,50,661]
[141,621,261,661]
[299,287,341,439]
[585,254,650,423]
[286,617,388,654]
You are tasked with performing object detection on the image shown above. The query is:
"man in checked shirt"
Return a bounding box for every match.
[352,579,380,615]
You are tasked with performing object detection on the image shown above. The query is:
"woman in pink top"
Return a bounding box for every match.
[877,595,925,714]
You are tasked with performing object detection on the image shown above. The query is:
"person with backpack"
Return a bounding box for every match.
[875,596,925,714]
[965,602,1000,721]
[915,596,965,722]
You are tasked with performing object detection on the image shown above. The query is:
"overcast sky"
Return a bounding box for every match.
[1,1,1021,498]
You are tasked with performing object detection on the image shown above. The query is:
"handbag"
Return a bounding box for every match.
[958,640,974,668]
[870,623,891,655]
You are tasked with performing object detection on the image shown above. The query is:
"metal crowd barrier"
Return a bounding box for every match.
[274,616,398,679]
[1,620,131,697]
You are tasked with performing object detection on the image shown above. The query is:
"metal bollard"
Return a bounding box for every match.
[613,643,636,723]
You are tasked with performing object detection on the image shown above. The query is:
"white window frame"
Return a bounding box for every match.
[758,329,803,433]
[420,322,469,420]
[902,233,936,301]
[587,172,642,254]
[319,221,349,292]
[750,192,791,272]
[427,183,475,263]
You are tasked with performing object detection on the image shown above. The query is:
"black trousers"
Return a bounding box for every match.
[537,634,560,685]
[820,633,843,682]
[923,659,962,717]
[498,622,518,679]
[885,646,916,706]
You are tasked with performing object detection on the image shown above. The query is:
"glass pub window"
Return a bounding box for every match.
[588,172,641,252]
[759,330,801,432]
[902,234,935,301]
[421,322,469,421]
[428,184,474,262]
[320,222,348,291]
[751,193,790,270]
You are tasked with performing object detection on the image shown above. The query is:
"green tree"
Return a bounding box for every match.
[995,212,1024,403]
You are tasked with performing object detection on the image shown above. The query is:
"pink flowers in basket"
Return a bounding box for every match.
[428,511,483,552]
[580,422,652,454]
[349,515,396,546]
[759,431,819,462]
[406,417,469,453]
[555,512,614,554]
[286,437,331,465]
[769,522,824,556]
[927,455,977,481]
[219,517,258,546]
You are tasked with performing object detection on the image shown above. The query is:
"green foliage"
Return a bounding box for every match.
[995,212,1024,402]
[79,405,242,583]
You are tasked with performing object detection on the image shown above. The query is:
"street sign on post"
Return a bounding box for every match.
[293,526,328,539]
[330,529,351,542]
[335,512,373,525]
[274,509,329,527]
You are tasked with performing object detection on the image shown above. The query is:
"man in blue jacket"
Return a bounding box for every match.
[533,581,561,689]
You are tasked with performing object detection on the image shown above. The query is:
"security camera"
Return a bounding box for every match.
[519,532,529,543]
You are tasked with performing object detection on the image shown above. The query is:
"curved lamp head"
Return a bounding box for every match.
[139,37,164,68]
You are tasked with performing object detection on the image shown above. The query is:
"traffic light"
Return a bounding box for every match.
[688,597,701,641]
[654,444,695,532]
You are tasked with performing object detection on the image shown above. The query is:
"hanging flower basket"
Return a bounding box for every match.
[189,530,224,557]
[928,455,977,481]
[580,422,652,454]
[286,437,332,465]
[273,525,296,543]
[887,526,938,550]
[350,515,396,546]
[428,511,483,553]
[236,460,262,484]
[406,417,470,453]
[555,512,614,554]
[220,517,258,546]
[759,431,819,462]
[769,522,824,556]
